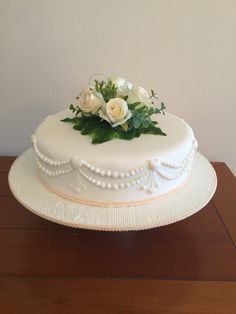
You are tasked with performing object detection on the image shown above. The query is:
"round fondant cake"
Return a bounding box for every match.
[32,109,198,206]
[8,75,217,231]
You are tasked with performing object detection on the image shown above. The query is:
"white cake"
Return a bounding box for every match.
[31,109,198,207]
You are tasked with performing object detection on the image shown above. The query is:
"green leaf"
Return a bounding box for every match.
[61,117,81,124]
[62,114,166,143]
[116,128,139,140]
[63,116,115,144]
[80,121,95,135]
[142,119,150,128]
[61,117,73,122]
[91,125,116,144]
[150,89,158,99]
[141,125,166,136]
[136,105,146,113]
[133,119,142,129]
[128,102,141,110]
[148,107,155,115]
[161,102,166,109]
[161,102,166,115]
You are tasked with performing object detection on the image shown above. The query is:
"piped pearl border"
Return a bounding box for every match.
[32,134,197,193]
[161,139,198,169]
[79,169,148,190]
[32,134,197,175]
[82,161,147,178]
[36,157,72,177]
[31,135,70,166]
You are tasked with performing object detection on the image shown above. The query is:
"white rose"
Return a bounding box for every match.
[99,98,132,127]
[78,88,104,114]
[108,76,133,95]
[127,86,151,105]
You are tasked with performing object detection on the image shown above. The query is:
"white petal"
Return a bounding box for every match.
[98,109,111,124]
[112,110,132,127]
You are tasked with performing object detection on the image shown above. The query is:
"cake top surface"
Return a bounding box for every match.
[34,109,194,169]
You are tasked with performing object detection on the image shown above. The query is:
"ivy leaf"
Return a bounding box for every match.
[68,116,116,144]
[61,117,81,124]
[141,125,166,136]
[92,127,116,144]
[116,128,140,140]
[128,102,141,110]
[73,117,87,129]
[62,115,166,143]
[136,105,146,113]
[61,117,73,123]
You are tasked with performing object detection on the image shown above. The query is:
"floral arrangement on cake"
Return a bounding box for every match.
[62,76,166,144]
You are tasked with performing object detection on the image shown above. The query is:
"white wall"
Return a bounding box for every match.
[0,0,235,173]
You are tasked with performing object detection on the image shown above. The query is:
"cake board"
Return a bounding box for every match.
[8,149,217,231]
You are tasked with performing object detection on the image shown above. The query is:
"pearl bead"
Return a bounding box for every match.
[112,183,119,190]
[100,170,105,176]
[125,182,131,188]
[106,171,111,177]
[149,159,161,171]
[119,183,125,189]
[95,168,100,173]
[125,172,130,177]
[112,171,118,178]
[107,183,111,189]
[71,157,84,170]
[120,172,125,178]
[101,182,106,188]
[96,181,101,186]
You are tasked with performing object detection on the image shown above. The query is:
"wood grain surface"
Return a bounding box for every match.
[0,157,236,313]
[0,278,236,314]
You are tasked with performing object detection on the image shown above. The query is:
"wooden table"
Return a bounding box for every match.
[0,157,236,313]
